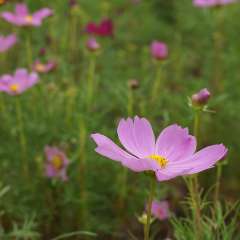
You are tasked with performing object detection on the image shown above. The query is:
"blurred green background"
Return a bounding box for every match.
[0,0,240,239]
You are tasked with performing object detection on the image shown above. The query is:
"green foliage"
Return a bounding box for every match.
[0,0,240,239]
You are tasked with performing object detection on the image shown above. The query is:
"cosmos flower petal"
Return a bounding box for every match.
[1,12,17,24]
[121,157,153,172]
[117,118,146,158]
[156,124,196,162]
[15,3,28,16]
[91,133,136,162]
[184,144,228,174]
[133,116,156,156]
[151,200,170,220]
[33,8,53,21]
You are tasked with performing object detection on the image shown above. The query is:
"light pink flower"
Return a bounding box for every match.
[44,146,70,181]
[0,34,17,53]
[150,41,168,60]
[86,38,100,52]
[193,0,236,7]
[0,69,39,95]
[151,200,170,220]
[1,3,53,27]
[32,60,57,73]
[91,117,227,181]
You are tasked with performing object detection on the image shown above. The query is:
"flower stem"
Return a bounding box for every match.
[26,34,32,69]
[87,55,96,111]
[214,162,222,207]
[212,8,224,92]
[151,62,162,104]
[78,119,88,230]
[15,97,28,178]
[144,177,156,240]
[192,109,202,240]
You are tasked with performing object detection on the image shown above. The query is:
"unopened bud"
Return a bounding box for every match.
[86,38,100,52]
[128,79,139,90]
[191,88,211,106]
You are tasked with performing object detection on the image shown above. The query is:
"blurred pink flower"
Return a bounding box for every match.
[0,69,39,95]
[32,59,57,73]
[91,116,227,181]
[86,18,114,37]
[191,88,211,106]
[151,200,170,220]
[1,3,53,27]
[0,34,17,53]
[45,146,70,181]
[193,0,236,7]
[86,37,100,51]
[150,41,168,60]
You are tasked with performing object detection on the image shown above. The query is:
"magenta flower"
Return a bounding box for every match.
[32,60,57,73]
[150,41,168,60]
[150,200,170,220]
[191,88,211,106]
[0,34,17,53]
[86,37,100,51]
[86,18,114,37]
[193,0,236,7]
[91,117,227,181]
[44,146,70,181]
[1,3,53,27]
[0,69,39,95]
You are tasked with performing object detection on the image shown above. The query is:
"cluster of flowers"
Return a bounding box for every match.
[0,0,234,220]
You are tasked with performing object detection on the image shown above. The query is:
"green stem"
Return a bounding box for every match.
[192,109,201,240]
[127,88,133,117]
[214,163,222,206]
[87,55,96,111]
[15,97,28,177]
[144,177,156,240]
[79,119,88,230]
[212,8,224,92]
[151,63,162,104]
[26,33,32,69]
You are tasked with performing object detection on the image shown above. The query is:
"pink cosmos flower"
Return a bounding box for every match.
[44,146,70,181]
[91,117,227,181]
[193,0,236,7]
[0,69,39,95]
[32,59,57,73]
[86,18,114,37]
[0,34,17,53]
[151,200,170,220]
[191,88,211,106]
[1,3,53,27]
[150,41,168,60]
[86,37,100,51]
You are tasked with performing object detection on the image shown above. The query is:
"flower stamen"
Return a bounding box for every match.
[25,15,33,23]
[149,155,168,168]
[52,155,63,170]
[10,84,19,93]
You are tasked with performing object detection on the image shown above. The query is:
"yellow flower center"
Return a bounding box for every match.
[10,84,19,93]
[25,15,33,23]
[52,155,63,170]
[149,155,168,168]
[35,63,45,72]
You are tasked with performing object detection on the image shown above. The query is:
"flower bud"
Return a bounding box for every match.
[68,0,78,8]
[86,38,100,52]
[150,41,168,60]
[191,88,211,106]
[128,79,139,90]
